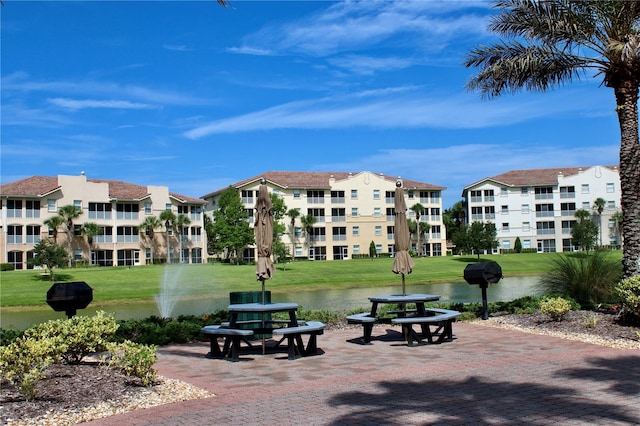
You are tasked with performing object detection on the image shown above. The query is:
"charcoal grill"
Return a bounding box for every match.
[46,281,93,318]
[463,262,502,320]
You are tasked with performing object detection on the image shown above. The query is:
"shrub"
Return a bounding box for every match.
[104,340,158,386]
[538,251,622,308]
[540,297,572,321]
[0,328,23,346]
[23,311,118,364]
[614,275,640,317]
[0,263,15,271]
[0,336,62,401]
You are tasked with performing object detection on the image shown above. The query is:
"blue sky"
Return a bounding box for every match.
[1,0,620,208]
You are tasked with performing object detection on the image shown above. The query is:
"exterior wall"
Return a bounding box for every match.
[463,166,621,253]
[203,171,447,260]
[1,175,207,269]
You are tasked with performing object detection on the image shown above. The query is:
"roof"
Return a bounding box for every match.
[462,165,619,194]
[201,170,446,198]
[0,175,205,204]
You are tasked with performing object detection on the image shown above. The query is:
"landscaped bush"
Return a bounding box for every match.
[0,328,23,346]
[0,263,15,271]
[540,297,572,321]
[23,311,118,364]
[615,275,640,317]
[104,340,158,386]
[538,250,622,308]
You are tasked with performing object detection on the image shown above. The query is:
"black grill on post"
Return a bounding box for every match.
[46,281,93,319]
[463,262,502,320]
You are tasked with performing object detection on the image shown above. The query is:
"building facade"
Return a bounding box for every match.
[202,171,447,261]
[0,174,207,269]
[462,165,622,253]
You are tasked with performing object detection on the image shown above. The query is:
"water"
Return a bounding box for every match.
[1,276,542,330]
[154,266,185,319]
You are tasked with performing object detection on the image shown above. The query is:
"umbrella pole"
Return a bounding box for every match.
[260,278,266,354]
[402,274,406,296]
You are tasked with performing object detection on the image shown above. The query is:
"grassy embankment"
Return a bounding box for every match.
[2,252,615,310]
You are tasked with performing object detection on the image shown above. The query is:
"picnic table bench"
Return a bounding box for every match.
[201,325,254,362]
[391,308,461,345]
[272,321,325,360]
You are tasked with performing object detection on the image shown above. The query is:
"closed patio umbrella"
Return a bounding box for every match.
[392,180,414,295]
[254,178,274,304]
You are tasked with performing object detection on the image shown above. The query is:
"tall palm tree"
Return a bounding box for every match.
[593,197,606,247]
[286,208,300,260]
[139,216,162,264]
[464,0,640,278]
[159,210,177,264]
[410,203,425,256]
[80,222,101,265]
[174,214,192,263]
[58,205,82,267]
[43,215,65,244]
[300,214,317,258]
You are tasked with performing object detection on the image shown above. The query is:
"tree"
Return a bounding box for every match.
[514,236,523,253]
[286,208,300,260]
[410,203,425,256]
[204,214,216,256]
[269,193,288,265]
[174,214,191,263]
[369,240,377,259]
[300,214,317,257]
[139,216,162,264]
[80,222,100,265]
[210,187,254,264]
[593,197,606,247]
[58,205,82,267]
[159,210,177,264]
[464,0,640,278]
[572,209,599,252]
[43,215,65,243]
[612,210,624,246]
[29,239,68,281]
[452,222,499,260]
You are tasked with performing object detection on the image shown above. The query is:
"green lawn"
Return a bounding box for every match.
[0,252,621,309]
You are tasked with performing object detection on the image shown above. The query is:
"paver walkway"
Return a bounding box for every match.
[85,323,640,425]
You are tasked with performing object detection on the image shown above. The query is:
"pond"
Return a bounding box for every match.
[1,276,542,330]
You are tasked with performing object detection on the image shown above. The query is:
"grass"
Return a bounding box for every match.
[0,252,622,309]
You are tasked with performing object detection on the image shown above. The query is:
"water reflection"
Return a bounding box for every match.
[1,276,541,330]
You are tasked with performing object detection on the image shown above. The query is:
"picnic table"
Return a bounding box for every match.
[347,293,460,345]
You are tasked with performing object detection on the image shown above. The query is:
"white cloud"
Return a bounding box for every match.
[48,98,155,111]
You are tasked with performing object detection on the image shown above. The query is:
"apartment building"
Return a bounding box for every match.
[461,165,622,253]
[0,174,207,269]
[201,171,447,261]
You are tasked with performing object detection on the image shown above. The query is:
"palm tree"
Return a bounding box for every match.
[410,203,425,256]
[300,214,317,258]
[464,0,639,278]
[419,221,431,254]
[139,216,162,264]
[58,205,82,267]
[286,208,300,260]
[159,210,177,264]
[80,222,101,265]
[174,214,191,263]
[593,197,606,247]
[612,210,624,246]
[43,215,65,243]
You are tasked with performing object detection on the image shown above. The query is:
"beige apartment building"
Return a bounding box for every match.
[462,165,622,253]
[202,171,447,261]
[0,174,207,269]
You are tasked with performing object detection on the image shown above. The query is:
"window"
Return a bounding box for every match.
[582,201,590,210]
[144,202,152,215]
[241,190,254,204]
[74,249,82,261]
[351,207,358,217]
[309,227,326,242]
[307,190,324,204]
[521,204,530,214]
[94,226,113,243]
[560,186,575,198]
[606,183,615,193]
[484,206,495,220]
[502,240,511,250]
[431,225,441,239]
[471,206,483,221]
[375,244,382,254]
[535,204,554,217]
[607,200,616,209]
[375,226,382,236]
[7,225,22,244]
[26,225,41,244]
[26,200,40,218]
[191,248,202,264]
[500,188,508,197]
[6,200,22,218]
[561,220,576,234]
[430,192,440,203]
[561,202,576,216]
[294,189,301,199]
[294,227,302,237]
[117,226,139,243]
[351,189,358,200]
[534,187,553,199]
[332,227,347,241]
[521,187,529,195]
[484,189,495,202]
[74,224,82,236]
[430,208,440,221]
[190,206,202,221]
[353,245,360,255]
[502,223,509,231]
[352,226,359,236]
[387,226,394,240]
[408,190,414,199]
[165,203,172,211]
[74,200,82,210]
[116,203,139,220]
[295,246,303,256]
[385,191,395,204]
[501,205,509,214]
[523,222,530,232]
[331,191,345,203]
[470,190,482,203]
[89,203,112,219]
[386,208,395,222]
[536,221,555,235]
[178,205,188,215]
[581,184,589,194]
[331,208,346,222]
[190,227,201,242]
[374,207,381,217]
[307,208,325,222]
[373,189,380,200]
[48,199,57,212]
